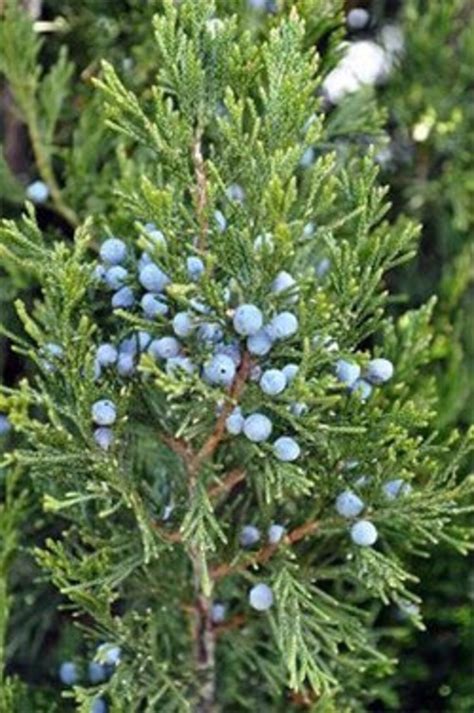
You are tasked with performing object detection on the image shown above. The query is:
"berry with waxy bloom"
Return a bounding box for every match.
[247,329,273,356]
[271,271,297,297]
[316,257,331,277]
[214,210,227,232]
[117,354,135,376]
[149,337,181,360]
[97,643,121,666]
[91,400,117,426]
[350,520,378,547]
[173,312,195,337]
[365,358,394,385]
[335,490,365,518]
[93,427,114,450]
[44,343,63,358]
[225,407,245,435]
[198,322,224,344]
[112,286,135,309]
[187,256,205,280]
[300,147,315,168]
[350,378,373,401]
[266,311,298,340]
[143,223,167,249]
[302,221,315,238]
[41,342,64,373]
[347,7,370,29]
[203,354,236,386]
[59,661,78,686]
[138,263,170,293]
[100,238,127,265]
[239,525,261,548]
[26,179,49,203]
[260,369,287,396]
[96,344,118,367]
[136,331,152,352]
[243,413,273,442]
[233,304,263,336]
[290,401,308,417]
[88,661,107,684]
[93,264,106,282]
[335,359,360,386]
[282,363,299,383]
[118,337,137,356]
[249,583,274,611]
[105,265,128,290]
[226,183,245,202]
[383,479,412,500]
[91,698,108,713]
[268,524,285,544]
[211,603,226,624]
[273,436,301,462]
[141,293,169,318]
[0,414,11,435]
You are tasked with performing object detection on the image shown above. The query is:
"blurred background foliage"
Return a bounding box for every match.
[0,0,472,710]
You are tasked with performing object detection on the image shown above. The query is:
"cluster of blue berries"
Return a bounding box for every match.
[335,356,394,400]
[225,407,301,462]
[58,644,120,711]
[92,231,303,461]
[335,474,412,547]
[220,299,301,462]
[93,228,170,312]
[91,399,117,450]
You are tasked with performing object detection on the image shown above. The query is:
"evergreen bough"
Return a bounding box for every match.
[0,1,473,711]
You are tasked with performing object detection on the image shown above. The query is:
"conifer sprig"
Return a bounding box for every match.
[0,1,472,710]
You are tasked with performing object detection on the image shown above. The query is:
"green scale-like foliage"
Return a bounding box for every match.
[0,1,473,711]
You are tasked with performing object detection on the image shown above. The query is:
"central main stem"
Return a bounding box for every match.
[191,544,217,713]
[182,354,251,710]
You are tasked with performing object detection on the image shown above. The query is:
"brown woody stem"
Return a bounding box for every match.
[211,520,320,581]
[158,352,252,710]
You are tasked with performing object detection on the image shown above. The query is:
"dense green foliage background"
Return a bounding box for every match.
[0,0,472,711]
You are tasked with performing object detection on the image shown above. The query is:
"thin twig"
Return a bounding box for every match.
[150,521,182,543]
[207,468,246,499]
[289,689,317,708]
[28,118,79,227]
[211,520,320,581]
[160,432,194,469]
[215,613,246,635]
